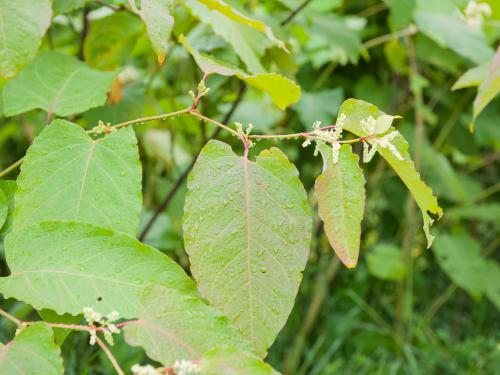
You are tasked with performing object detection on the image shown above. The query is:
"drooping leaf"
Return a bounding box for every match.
[3,51,117,117]
[432,234,488,299]
[136,0,174,64]
[84,12,144,70]
[315,145,365,268]
[366,243,406,281]
[184,0,269,74]
[201,346,281,374]
[337,99,442,247]
[452,63,489,90]
[13,120,142,236]
[0,180,16,236]
[473,47,500,125]
[124,284,251,365]
[183,140,312,355]
[0,322,63,375]
[414,12,494,65]
[0,0,52,80]
[179,35,301,109]
[0,221,196,318]
[195,0,285,50]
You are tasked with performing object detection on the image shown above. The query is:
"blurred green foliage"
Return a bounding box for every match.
[0,0,499,374]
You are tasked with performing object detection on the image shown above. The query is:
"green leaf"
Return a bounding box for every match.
[184,0,269,74]
[124,284,251,365]
[414,12,494,65]
[0,221,196,318]
[0,322,63,375]
[53,0,86,13]
[195,0,285,50]
[337,99,442,247]
[294,88,344,127]
[183,140,312,355]
[0,0,52,80]
[446,203,500,224]
[201,346,280,374]
[383,0,416,31]
[432,234,488,299]
[0,180,16,236]
[38,309,81,346]
[484,261,500,310]
[13,120,142,236]
[84,12,144,70]
[0,189,6,230]
[315,145,365,268]
[136,0,174,64]
[452,63,489,90]
[473,47,500,124]
[366,244,406,281]
[179,35,301,109]
[3,51,117,117]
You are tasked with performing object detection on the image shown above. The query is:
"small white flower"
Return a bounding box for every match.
[377,131,403,160]
[173,359,202,375]
[89,330,97,346]
[83,307,103,325]
[107,311,119,322]
[360,115,376,135]
[331,141,341,164]
[363,141,377,163]
[463,0,491,30]
[131,364,159,375]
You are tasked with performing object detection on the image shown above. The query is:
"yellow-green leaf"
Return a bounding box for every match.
[179,35,300,109]
[337,99,442,247]
[0,323,63,375]
[315,145,365,268]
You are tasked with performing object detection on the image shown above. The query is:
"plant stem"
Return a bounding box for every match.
[0,157,24,178]
[107,108,192,131]
[281,0,312,26]
[0,307,21,325]
[362,25,418,49]
[95,335,125,375]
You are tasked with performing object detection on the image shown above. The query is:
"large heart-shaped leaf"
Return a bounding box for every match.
[0,221,196,318]
[0,0,52,80]
[124,285,251,365]
[0,323,63,375]
[3,51,117,117]
[315,145,365,268]
[183,140,311,354]
[13,120,142,236]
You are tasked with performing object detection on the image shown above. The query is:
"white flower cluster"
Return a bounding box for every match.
[235,122,255,147]
[303,113,346,164]
[361,115,403,163]
[131,364,161,375]
[83,307,120,346]
[463,0,491,30]
[173,359,202,375]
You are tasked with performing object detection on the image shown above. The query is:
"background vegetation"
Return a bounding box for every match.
[1,0,499,374]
